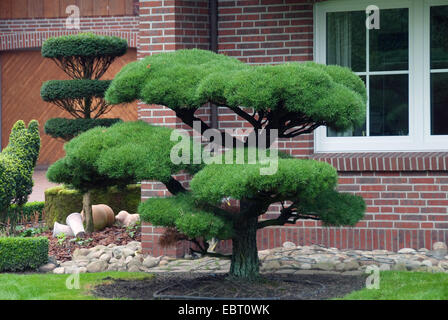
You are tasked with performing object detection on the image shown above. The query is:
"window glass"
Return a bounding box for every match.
[431,73,448,135]
[326,8,409,137]
[326,11,366,72]
[370,8,409,71]
[370,75,409,136]
[430,5,448,69]
[430,5,448,136]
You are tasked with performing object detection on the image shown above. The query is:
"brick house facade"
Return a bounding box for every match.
[1,0,447,255]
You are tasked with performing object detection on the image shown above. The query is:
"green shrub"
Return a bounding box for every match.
[0,120,40,222]
[41,80,111,101]
[41,33,127,58]
[44,118,122,140]
[0,237,48,271]
[44,184,141,226]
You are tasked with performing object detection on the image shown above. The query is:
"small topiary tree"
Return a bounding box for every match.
[40,33,128,141]
[0,120,41,234]
[52,49,368,278]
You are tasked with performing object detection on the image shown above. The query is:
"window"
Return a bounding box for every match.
[314,0,448,152]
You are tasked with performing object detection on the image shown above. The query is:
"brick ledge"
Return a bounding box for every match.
[311,152,448,172]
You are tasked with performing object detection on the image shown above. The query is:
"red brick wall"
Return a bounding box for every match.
[135,0,448,256]
[0,16,139,50]
[217,0,313,64]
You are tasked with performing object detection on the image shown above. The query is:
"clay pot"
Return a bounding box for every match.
[52,222,75,237]
[115,210,140,227]
[66,213,85,237]
[81,204,115,231]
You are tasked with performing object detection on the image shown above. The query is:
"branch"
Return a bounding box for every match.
[228,106,262,129]
[163,176,187,195]
[257,202,319,229]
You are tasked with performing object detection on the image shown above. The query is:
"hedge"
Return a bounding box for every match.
[0,237,49,271]
[41,33,127,58]
[44,184,141,226]
[40,80,111,102]
[44,118,122,140]
[1,201,46,234]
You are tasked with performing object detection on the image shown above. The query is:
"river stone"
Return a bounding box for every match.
[300,263,312,270]
[438,261,448,270]
[77,261,89,267]
[128,264,140,272]
[392,263,407,271]
[398,248,416,254]
[421,260,433,267]
[121,248,135,258]
[113,248,124,259]
[107,263,119,271]
[86,260,108,273]
[143,256,160,268]
[72,255,90,262]
[315,262,335,271]
[78,267,87,273]
[159,260,169,266]
[379,264,391,271]
[53,267,65,274]
[344,260,360,271]
[262,260,281,270]
[282,241,296,249]
[99,253,112,263]
[87,250,103,260]
[39,263,57,273]
[125,256,133,264]
[432,242,448,258]
[73,248,90,258]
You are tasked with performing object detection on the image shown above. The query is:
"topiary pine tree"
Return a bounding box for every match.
[40,33,127,141]
[50,49,368,278]
[0,120,41,234]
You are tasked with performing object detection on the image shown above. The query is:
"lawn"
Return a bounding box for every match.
[341,271,448,300]
[1,270,448,300]
[0,272,152,300]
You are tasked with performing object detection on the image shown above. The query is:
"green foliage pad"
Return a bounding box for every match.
[0,237,48,272]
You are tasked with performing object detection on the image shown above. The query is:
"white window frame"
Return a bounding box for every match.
[314,0,448,153]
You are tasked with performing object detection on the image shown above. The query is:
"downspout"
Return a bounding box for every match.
[209,0,218,129]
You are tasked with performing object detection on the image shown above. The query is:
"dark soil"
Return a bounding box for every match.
[92,272,366,300]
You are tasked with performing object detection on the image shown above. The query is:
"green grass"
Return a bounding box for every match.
[341,271,448,300]
[0,272,153,300]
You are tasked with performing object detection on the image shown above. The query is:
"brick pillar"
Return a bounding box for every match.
[138,0,210,257]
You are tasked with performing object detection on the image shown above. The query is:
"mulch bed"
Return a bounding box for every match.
[92,272,366,300]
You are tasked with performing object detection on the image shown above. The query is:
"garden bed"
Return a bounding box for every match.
[15,223,141,262]
[92,272,366,300]
[45,226,141,262]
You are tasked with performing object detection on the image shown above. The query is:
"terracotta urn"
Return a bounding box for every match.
[115,210,140,227]
[52,222,75,237]
[81,204,115,231]
[66,212,85,237]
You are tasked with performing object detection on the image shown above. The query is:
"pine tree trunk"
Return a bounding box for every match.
[83,191,94,233]
[229,216,259,279]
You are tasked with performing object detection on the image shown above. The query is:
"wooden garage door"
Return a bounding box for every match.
[0,48,138,166]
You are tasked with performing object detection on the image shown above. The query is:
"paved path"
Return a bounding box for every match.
[29,169,59,202]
